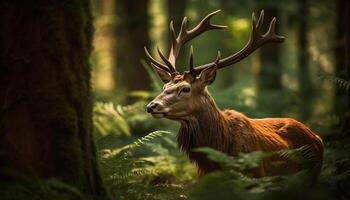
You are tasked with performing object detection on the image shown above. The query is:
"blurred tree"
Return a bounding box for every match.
[255,5,284,116]
[168,0,187,39]
[335,0,349,125]
[0,1,108,199]
[90,0,118,96]
[167,0,187,70]
[257,7,282,91]
[115,0,151,96]
[335,0,350,137]
[298,0,312,121]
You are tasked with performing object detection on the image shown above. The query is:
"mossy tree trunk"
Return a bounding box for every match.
[0,1,108,199]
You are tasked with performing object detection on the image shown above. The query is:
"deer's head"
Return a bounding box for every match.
[145,10,284,120]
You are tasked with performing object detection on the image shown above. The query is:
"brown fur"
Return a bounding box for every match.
[176,93,324,178]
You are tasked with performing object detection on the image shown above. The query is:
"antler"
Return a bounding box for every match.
[190,10,285,76]
[144,10,226,74]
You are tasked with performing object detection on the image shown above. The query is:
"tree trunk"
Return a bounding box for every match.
[336,0,350,136]
[335,0,350,133]
[298,0,312,121]
[167,0,187,70]
[0,1,108,199]
[168,0,187,33]
[256,6,283,116]
[258,7,282,90]
[115,0,150,96]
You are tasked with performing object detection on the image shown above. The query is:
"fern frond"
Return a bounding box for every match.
[102,130,171,159]
[194,147,273,171]
[278,145,316,168]
[94,102,131,136]
[319,75,350,92]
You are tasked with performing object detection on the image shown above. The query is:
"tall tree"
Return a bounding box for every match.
[0,1,108,199]
[335,0,350,137]
[335,0,349,120]
[168,0,187,31]
[257,7,282,90]
[167,0,187,69]
[115,0,150,95]
[298,0,312,121]
[255,5,284,116]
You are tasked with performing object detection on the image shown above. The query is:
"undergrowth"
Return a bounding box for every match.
[93,72,350,200]
[93,100,350,200]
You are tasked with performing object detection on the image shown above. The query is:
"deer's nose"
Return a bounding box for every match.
[146,102,159,113]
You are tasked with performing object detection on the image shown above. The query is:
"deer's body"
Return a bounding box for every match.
[144,10,324,178]
[177,94,323,177]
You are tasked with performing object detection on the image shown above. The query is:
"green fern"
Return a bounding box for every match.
[278,145,316,168]
[194,147,273,171]
[104,130,171,156]
[195,145,317,173]
[99,131,172,197]
[94,102,131,136]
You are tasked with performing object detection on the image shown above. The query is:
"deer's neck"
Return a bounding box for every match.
[177,95,229,156]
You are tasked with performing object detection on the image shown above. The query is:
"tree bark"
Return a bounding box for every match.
[0,1,108,199]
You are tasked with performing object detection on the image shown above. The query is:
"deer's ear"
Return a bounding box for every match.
[151,63,172,83]
[198,65,217,85]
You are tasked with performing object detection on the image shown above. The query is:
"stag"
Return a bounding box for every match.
[144,10,323,177]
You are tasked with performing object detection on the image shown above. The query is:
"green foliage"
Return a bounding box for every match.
[189,146,333,200]
[194,148,274,171]
[89,2,350,199]
[0,177,84,200]
[195,145,317,175]
[94,102,131,137]
[99,130,195,200]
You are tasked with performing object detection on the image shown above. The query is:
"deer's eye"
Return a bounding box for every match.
[179,87,191,95]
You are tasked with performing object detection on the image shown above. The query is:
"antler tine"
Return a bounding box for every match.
[264,17,284,41]
[169,10,227,69]
[187,10,227,37]
[170,21,177,45]
[145,10,227,75]
[178,17,188,40]
[256,10,265,30]
[192,10,285,75]
[189,46,195,75]
[144,46,172,72]
[157,46,176,73]
[215,51,221,64]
